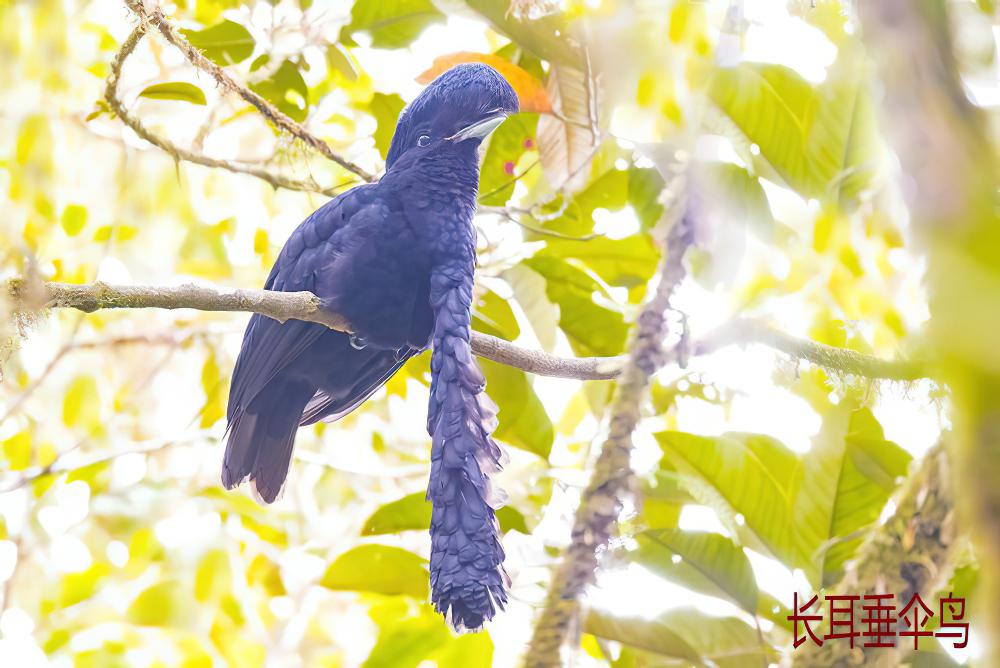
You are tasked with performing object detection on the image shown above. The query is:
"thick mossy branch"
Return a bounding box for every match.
[697,319,929,382]
[792,444,956,667]
[524,214,694,667]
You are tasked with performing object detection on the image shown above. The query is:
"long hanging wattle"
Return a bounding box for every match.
[425,261,509,631]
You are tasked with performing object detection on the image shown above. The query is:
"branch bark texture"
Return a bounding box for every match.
[523,214,693,667]
[6,279,929,384]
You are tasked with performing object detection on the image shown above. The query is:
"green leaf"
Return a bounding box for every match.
[195,549,231,602]
[2,430,31,471]
[479,113,538,206]
[589,608,770,668]
[628,166,666,230]
[181,20,255,65]
[472,285,520,341]
[542,169,630,238]
[320,545,428,598]
[60,204,87,236]
[633,529,758,614]
[656,431,797,565]
[363,492,530,536]
[326,44,358,81]
[62,374,100,428]
[56,562,110,609]
[480,357,553,458]
[364,603,450,668]
[200,349,227,428]
[138,82,207,105]
[341,0,445,49]
[250,60,308,122]
[702,161,775,240]
[523,256,629,357]
[707,46,879,204]
[369,92,405,160]
[363,492,431,535]
[795,404,912,586]
[127,580,189,626]
[584,609,701,661]
[537,234,660,289]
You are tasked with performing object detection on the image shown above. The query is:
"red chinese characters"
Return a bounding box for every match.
[786,591,969,651]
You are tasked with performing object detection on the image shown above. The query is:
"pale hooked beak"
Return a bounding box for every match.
[447,112,508,142]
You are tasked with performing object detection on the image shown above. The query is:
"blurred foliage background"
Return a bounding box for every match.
[0,0,997,666]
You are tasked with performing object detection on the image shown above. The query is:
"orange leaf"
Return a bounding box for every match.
[416,52,553,114]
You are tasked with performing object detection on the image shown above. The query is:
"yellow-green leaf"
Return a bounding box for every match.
[320,544,427,598]
[138,82,207,105]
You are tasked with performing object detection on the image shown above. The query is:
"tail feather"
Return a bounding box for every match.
[222,378,315,503]
[426,266,508,632]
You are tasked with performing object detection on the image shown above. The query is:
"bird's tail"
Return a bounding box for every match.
[222,377,316,504]
[426,268,508,632]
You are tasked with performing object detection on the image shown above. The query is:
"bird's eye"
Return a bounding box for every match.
[417,134,431,148]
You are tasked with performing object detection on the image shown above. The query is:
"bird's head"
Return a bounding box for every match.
[385,63,519,171]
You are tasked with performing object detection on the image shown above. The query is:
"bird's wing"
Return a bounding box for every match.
[226,186,381,423]
[298,347,417,426]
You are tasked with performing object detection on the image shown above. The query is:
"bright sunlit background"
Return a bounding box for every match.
[1,0,994,666]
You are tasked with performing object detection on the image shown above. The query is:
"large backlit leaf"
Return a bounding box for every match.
[181,20,255,65]
[524,256,629,357]
[537,65,598,192]
[417,52,552,113]
[320,544,428,598]
[795,404,912,586]
[656,431,797,565]
[708,46,879,203]
[538,234,660,289]
[585,609,701,661]
[633,529,759,614]
[341,0,445,49]
[590,608,770,668]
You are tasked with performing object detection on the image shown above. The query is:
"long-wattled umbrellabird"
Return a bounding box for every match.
[223,63,519,631]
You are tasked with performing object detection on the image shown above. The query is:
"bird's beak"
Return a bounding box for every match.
[447,113,508,142]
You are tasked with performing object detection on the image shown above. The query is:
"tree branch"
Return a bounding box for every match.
[118,0,375,183]
[695,319,930,382]
[104,24,351,197]
[5,279,930,383]
[524,211,694,666]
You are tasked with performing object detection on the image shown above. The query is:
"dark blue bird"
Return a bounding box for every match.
[223,63,519,631]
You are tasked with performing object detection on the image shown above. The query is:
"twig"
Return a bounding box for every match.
[104,25,352,197]
[121,0,375,182]
[4,280,931,383]
[524,210,696,667]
